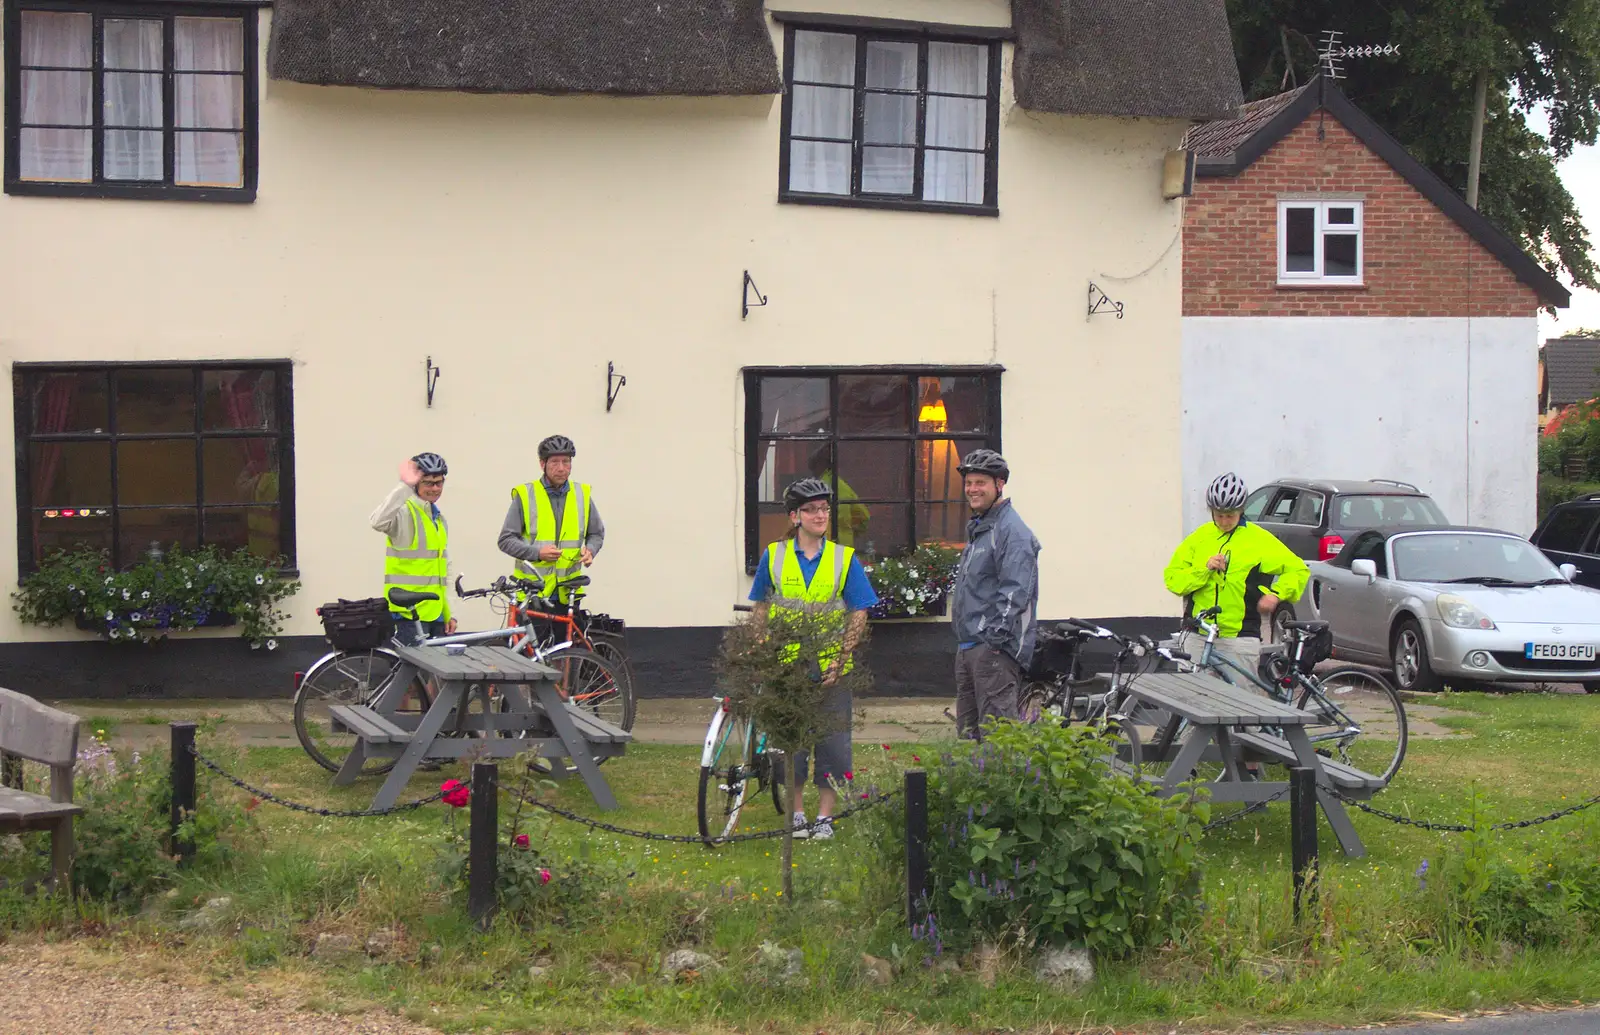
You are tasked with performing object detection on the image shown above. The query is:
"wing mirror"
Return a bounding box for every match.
[1351,559,1378,584]
[1561,563,1579,582]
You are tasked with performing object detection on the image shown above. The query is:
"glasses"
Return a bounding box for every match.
[796,503,831,516]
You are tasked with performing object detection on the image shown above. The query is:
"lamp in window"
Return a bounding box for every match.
[918,398,948,430]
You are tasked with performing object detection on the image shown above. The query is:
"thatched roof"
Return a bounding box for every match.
[1012,0,1242,120]
[1184,84,1309,158]
[267,0,782,96]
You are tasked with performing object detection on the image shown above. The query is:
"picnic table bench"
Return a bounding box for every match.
[330,644,630,812]
[1118,670,1379,857]
[0,688,84,889]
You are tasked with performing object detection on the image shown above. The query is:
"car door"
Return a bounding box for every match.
[1254,487,1299,546]
[1275,489,1326,559]
[1315,531,1389,658]
[1533,503,1600,589]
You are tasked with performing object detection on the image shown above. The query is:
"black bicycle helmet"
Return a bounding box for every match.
[538,434,576,461]
[1206,472,1248,511]
[412,452,448,477]
[784,478,831,511]
[957,448,1009,480]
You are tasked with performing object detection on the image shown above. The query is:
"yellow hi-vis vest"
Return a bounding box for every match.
[766,538,854,675]
[246,470,278,559]
[511,480,590,601]
[384,497,449,622]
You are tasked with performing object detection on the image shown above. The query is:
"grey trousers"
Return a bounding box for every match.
[954,646,1021,741]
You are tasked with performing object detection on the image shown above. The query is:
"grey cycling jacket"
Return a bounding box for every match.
[950,498,1041,668]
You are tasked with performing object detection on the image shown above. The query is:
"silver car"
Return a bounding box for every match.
[1304,526,1600,692]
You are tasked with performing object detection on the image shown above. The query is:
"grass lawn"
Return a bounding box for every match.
[8,689,1600,1033]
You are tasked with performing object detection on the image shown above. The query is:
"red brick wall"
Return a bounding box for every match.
[1183,114,1542,317]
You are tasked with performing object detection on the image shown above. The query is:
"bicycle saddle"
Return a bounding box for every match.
[1282,619,1329,634]
[556,575,592,589]
[386,589,440,608]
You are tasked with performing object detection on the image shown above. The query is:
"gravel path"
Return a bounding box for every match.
[0,946,441,1035]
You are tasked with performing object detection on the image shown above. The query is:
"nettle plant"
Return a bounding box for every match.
[863,543,960,618]
[13,544,300,648]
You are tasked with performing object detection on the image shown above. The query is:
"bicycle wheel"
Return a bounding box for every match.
[542,646,629,763]
[1299,666,1408,786]
[293,648,405,775]
[585,632,637,731]
[698,706,756,842]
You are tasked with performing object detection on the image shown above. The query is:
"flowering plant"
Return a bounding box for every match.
[440,779,471,808]
[12,544,300,648]
[862,543,961,619]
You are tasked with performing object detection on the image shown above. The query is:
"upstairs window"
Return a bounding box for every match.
[6,2,258,201]
[779,26,1000,215]
[1278,200,1363,284]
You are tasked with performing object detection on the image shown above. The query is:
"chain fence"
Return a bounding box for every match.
[1332,788,1600,834]
[191,745,448,817]
[1202,786,1291,832]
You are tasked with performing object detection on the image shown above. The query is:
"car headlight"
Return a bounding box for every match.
[1436,594,1496,630]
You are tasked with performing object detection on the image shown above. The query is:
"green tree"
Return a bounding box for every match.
[1226,0,1600,291]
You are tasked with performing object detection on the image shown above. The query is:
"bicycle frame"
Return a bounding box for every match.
[1187,617,1363,743]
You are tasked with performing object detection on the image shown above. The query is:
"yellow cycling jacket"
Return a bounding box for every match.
[1163,520,1308,638]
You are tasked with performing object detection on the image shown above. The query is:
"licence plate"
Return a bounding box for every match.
[1524,642,1597,661]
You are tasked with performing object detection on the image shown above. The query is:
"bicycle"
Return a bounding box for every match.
[696,695,784,842]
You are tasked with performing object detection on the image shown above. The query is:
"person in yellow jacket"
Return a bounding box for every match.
[1164,472,1308,672]
[370,452,456,646]
[498,434,605,606]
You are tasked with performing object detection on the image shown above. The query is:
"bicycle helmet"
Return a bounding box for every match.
[783,478,831,511]
[957,448,1010,481]
[1206,471,1248,511]
[537,434,576,461]
[411,452,448,477]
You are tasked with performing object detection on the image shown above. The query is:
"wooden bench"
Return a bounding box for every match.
[329,705,413,744]
[1229,730,1386,795]
[0,689,83,890]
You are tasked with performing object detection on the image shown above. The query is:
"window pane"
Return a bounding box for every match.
[759,377,830,434]
[788,140,851,195]
[838,374,909,432]
[204,506,279,556]
[836,440,911,499]
[929,42,987,95]
[105,72,163,127]
[20,128,91,182]
[754,440,818,504]
[176,75,243,129]
[119,508,199,558]
[916,501,968,547]
[927,96,985,149]
[1324,233,1359,277]
[29,442,111,506]
[116,369,194,432]
[1327,206,1357,226]
[21,70,91,125]
[791,84,853,139]
[924,150,984,204]
[32,509,111,565]
[918,377,987,434]
[104,19,163,70]
[793,30,855,85]
[865,41,917,90]
[21,11,91,67]
[176,132,243,187]
[864,92,916,145]
[916,437,982,500]
[1284,206,1315,272]
[756,504,795,549]
[862,146,914,194]
[175,17,244,71]
[1540,506,1598,552]
[203,370,278,430]
[203,439,278,504]
[31,371,109,433]
[104,130,163,180]
[851,504,910,558]
[117,441,198,505]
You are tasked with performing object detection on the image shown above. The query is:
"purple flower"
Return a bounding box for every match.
[1415,860,1430,877]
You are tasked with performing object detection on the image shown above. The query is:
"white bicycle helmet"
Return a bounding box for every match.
[1206,472,1248,511]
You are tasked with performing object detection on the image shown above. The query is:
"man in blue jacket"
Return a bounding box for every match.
[950,449,1040,741]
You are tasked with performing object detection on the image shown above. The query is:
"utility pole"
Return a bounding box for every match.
[1466,69,1488,209]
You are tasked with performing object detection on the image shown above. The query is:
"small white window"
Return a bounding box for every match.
[1278,200,1363,284]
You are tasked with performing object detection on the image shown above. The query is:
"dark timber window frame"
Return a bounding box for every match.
[4,0,262,202]
[776,18,1003,217]
[13,360,297,574]
[742,365,1003,573]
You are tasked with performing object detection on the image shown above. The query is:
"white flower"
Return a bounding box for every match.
[104,610,114,621]
[141,590,149,599]
[197,564,206,572]
[266,639,278,651]
[121,589,130,600]
[104,576,113,585]
[254,574,265,585]
[67,584,75,592]
[108,629,119,639]
[185,581,193,589]
[131,612,142,621]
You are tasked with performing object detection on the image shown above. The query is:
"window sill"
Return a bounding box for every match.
[1275,279,1366,290]
[780,192,998,218]
[5,180,256,204]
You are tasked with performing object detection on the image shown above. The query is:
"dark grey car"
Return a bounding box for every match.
[1530,493,1600,591]
[1243,478,1450,562]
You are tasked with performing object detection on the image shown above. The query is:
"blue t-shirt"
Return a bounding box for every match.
[749,541,879,611]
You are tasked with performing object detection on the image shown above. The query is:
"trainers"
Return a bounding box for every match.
[791,813,810,840]
[808,819,834,841]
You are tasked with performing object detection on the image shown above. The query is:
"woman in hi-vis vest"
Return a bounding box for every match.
[748,478,879,841]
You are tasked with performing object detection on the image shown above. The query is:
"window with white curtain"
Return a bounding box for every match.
[6,2,256,200]
[780,26,1000,213]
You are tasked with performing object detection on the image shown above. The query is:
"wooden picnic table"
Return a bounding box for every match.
[1118,670,1382,857]
[329,644,630,812]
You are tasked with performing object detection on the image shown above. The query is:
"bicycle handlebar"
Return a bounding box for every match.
[1053,618,1160,658]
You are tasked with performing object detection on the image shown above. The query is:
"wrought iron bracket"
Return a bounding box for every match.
[426,356,442,407]
[1087,282,1125,320]
[742,270,768,319]
[606,361,627,412]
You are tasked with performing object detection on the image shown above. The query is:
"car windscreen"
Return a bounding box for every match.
[1332,494,1447,531]
[1391,533,1563,584]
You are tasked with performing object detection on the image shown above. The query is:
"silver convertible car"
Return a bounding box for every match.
[1303,526,1600,692]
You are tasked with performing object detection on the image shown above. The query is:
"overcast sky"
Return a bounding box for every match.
[1533,112,1600,340]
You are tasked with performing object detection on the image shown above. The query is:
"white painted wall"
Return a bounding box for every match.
[1181,316,1539,536]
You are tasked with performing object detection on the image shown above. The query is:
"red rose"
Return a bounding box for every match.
[913,755,921,763]
[514,833,530,848]
[881,743,891,751]
[844,771,854,781]
[440,779,470,808]
[539,869,552,884]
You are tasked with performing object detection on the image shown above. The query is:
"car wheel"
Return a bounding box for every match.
[1270,602,1296,645]
[1390,618,1440,692]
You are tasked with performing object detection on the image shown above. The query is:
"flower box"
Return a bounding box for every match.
[868,592,949,621]
[74,610,237,634]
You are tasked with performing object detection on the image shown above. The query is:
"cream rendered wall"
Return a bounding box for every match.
[0,3,1191,643]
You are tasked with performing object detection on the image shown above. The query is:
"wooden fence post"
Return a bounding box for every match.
[169,722,197,863]
[904,768,929,928]
[1290,766,1318,922]
[468,761,499,930]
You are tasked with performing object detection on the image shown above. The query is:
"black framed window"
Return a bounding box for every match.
[5,0,259,202]
[779,24,1001,215]
[744,367,1001,570]
[14,362,295,571]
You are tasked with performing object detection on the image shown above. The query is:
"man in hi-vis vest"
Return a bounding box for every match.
[497,434,605,605]
[370,453,455,645]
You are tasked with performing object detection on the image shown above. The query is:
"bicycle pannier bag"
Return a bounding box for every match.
[1292,623,1334,671]
[317,597,394,651]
